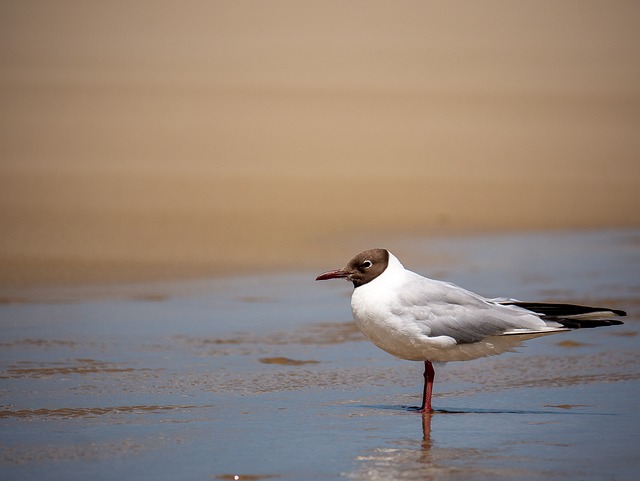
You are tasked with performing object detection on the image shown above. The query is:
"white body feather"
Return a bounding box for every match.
[350,252,566,362]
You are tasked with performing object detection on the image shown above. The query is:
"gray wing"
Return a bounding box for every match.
[391,276,548,343]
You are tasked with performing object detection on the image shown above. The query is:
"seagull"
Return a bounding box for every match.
[315,248,626,413]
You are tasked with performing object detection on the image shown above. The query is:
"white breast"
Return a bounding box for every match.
[350,253,444,360]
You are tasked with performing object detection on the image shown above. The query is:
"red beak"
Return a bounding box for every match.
[315,269,349,281]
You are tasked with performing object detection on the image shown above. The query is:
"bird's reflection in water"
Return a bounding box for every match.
[348,412,439,481]
[419,411,432,462]
[348,411,529,481]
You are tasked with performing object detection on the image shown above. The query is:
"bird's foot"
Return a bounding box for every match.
[407,405,433,414]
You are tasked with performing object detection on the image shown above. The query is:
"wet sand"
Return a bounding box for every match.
[0,229,638,480]
[1,1,640,288]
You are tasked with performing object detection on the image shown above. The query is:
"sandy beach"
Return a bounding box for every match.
[2,1,640,288]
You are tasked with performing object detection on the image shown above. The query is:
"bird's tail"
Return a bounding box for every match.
[498,301,626,329]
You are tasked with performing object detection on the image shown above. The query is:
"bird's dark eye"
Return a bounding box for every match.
[362,260,373,269]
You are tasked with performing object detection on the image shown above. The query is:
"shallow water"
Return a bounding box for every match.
[1,229,639,481]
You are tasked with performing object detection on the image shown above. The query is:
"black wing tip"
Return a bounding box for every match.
[556,318,624,329]
[503,301,627,329]
[505,301,626,318]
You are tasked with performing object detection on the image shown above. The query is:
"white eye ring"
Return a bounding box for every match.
[362,260,373,269]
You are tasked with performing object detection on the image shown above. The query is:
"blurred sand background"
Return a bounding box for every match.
[1,1,639,287]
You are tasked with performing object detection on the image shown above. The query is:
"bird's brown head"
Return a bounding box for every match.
[315,249,389,288]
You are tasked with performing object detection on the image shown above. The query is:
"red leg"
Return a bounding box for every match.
[418,360,435,413]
